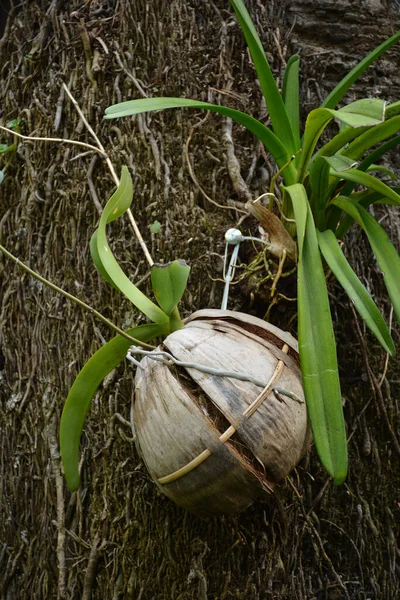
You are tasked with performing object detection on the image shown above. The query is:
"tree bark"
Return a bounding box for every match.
[0,1,399,598]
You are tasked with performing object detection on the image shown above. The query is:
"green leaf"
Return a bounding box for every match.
[91,166,168,323]
[333,197,400,323]
[317,229,395,355]
[6,118,20,130]
[337,99,385,125]
[282,54,301,151]
[329,168,400,206]
[105,98,296,184]
[286,183,348,484]
[149,220,161,234]
[60,323,165,491]
[229,0,296,155]
[309,153,358,223]
[0,171,4,184]
[342,116,400,161]
[366,164,398,180]
[312,125,372,164]
[297,101,385,183]
[0,144,9,153]
[328,134,400,233]
[90,230,117,289]
[321,31,400,109]
[151,259,190,316]
[308,157,332,229]
[323,155,358,172]
[385,100,400,119]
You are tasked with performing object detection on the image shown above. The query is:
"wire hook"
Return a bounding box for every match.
[221,228,267,310]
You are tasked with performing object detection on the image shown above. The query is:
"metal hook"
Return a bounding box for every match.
[221,228,268,310]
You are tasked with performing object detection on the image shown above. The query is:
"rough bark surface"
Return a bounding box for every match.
[0,1,399,599]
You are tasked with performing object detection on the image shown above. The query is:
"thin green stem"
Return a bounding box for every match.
[0,244,156,349]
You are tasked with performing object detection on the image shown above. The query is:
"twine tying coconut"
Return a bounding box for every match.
[132,309,311,516]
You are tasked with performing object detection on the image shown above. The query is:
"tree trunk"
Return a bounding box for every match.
[1,1,399,598]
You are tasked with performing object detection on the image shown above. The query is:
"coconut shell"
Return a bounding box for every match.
[133,310,311,516]
[134,357,271,516]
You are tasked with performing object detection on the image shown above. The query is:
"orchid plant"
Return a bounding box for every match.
[58,0,400,490]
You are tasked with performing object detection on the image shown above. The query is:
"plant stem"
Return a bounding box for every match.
[0,244,155,350]
[0,125,107,156]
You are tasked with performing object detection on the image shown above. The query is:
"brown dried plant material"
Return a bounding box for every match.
[133,310,311,516]
[246,200,297,262]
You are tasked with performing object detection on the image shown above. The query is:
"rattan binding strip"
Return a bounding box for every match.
[158,344,288,485]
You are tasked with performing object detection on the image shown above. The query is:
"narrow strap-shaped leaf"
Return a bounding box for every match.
[337,99,385,123]
[333,197,400,323]
[339,134,400,199]
[309,154,356,227]
[312,125,371,165]
[286,183,348,484]
[342,116,400,161]
[317,229,395,355]
[308,157,332,230]
[91,166,168,323]
[328,136,400,234]
[366,164,398,180]
[332,192,377,238]
[229,0,296,155]
[282,54,301,151]
[321,31,400,109]
[60,323,166,491]
[297,102,385,183]
[105,98,296,184]
[151,259,190,316]
[329,168,400,206]
[90,230,116,288]
[385,100,400,119]
[323,155,358,172]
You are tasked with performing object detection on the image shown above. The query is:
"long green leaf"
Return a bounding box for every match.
[332,192,377,238]
[333,197,400,323]
[308,157,332,229]
[329,167,400,205]
[321,31,400,109]
[317,230,395,355]
[309,154,356,227]
[385,100,400,119]
[60,323,165,491]
[345,136,400,193]
[312,124,372,165]
[286,183,347,484]
[282,54,300,152]
[328,136,400,233]
[297,101,385,182]
[230,0,296,154]
[151,259,190,316]
[90,230,116,288]
[91,166,168,323]
[367,164,398,180]
[105,99,296,184]
[342,116,400,161]
[323,155,358,172]
[282,54,301,152]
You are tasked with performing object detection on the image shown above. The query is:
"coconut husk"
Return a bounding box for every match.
[134,310,311,516]
[134,357,271,517]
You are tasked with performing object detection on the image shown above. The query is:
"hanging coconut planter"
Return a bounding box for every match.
[133,309,311,516]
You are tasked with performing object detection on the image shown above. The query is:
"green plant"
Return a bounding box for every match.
[102,0,400,485]
[0,118,20,183]
[59,166,191,490]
